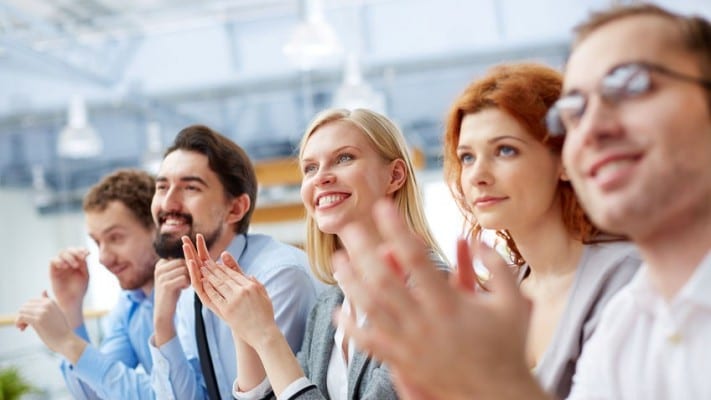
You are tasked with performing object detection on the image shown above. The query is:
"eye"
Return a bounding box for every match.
[185,185,200,192]
[303,163,318,175]
[156,183,168,192]
[108,233,125,244]
[496,145,518,157]
[458,152,475,165]
[337,153,354,163]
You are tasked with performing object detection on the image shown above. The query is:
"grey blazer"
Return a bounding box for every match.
[518,241,641,400]
[270,286,398,400]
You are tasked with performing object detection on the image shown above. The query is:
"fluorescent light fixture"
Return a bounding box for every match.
[57,96,102,158]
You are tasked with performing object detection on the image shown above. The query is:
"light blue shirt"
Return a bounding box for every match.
[150,233,321,400]
[61,289,155,399]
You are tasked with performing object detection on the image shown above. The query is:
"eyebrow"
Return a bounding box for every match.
[301,145,361,163]
[457,135,529,151]
[89,224,124,241]
[155,175,209,187]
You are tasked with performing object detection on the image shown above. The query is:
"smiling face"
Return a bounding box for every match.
[86,201,157,293]
[300,120,400,236]
[562,15,711,239]
[458,108,565,233]
[152,149,243,258]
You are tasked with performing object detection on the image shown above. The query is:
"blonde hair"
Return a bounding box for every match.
[299,108,446,284]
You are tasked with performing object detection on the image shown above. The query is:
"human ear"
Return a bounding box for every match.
[226,193,251,225]
[386,159,407,195]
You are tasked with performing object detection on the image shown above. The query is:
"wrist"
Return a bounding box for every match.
[154,318,176,347]
[59,334,88,365]
[252,325,285,355]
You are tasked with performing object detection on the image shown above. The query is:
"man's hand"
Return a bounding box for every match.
[49,248,90,328]
[16,291,87,364]
[335,200,546,400]
[153,258,189,346]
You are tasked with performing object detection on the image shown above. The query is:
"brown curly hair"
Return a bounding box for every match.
[443,63,602,266]
[83,169,156,230]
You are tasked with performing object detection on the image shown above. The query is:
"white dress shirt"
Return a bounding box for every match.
[569,250,711,400]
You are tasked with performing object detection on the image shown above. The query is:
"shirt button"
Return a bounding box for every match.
[667,332,683,344]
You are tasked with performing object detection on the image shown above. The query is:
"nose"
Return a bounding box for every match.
[572,94,624,147]
[98,244,117,268]
[159,186,182,212]
[465,158,493,188]
[314,167,336,186]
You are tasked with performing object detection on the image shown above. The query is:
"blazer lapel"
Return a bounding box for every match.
[347,349,371,400]
[312,289,343,396]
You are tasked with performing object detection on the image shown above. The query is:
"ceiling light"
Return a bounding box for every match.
[57,96,102,159]
[332,53,386,114]
[283,0,342,70]
[141,121,163,174]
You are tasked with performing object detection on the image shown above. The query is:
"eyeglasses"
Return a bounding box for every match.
[546,61,711,137]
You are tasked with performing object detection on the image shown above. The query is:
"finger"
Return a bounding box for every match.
[214,260,251,286]
[15,316,29,331]
[181,236,199,265]
[196,234,210,263]
[221,252,244,274]
[333,307,400,366]
[201,266,242,297]
[184,244,203,285]
[333,250,406,335]
[59,251,83,269]
[453,238,476,292]
[187,259,208,300]
[475,243,520,304]
[202,277,225,308]
[372,200,451,297]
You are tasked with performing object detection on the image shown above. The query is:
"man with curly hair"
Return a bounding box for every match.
[16,169,160,399]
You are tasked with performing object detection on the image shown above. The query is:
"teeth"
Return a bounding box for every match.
[318,194,346,207]
[596,159,635,178]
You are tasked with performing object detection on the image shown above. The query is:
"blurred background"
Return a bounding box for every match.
[0,0,709,397]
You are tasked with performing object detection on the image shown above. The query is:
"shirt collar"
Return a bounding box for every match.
[629,249,711,312]
[125,288,152,304]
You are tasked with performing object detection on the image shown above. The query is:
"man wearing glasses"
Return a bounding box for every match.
[332,4,711,400]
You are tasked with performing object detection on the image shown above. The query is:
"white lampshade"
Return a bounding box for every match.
[57,96,102,158]
[283,0,342,70]
[332,53,385,114]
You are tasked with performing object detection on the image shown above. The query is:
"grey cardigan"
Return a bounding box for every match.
[518,241,641,400]
[272,286,398,400]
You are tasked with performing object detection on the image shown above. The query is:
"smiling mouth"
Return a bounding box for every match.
[316,193,350,208]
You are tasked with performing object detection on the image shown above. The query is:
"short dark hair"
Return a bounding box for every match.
[83,169,155,229]
[574,4,711,108]
[165,125,257,234]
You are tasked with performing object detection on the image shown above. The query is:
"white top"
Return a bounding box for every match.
[568,250,711,400]
[234,296,363,400]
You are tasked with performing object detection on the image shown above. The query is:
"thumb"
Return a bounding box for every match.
[221,251,243,273]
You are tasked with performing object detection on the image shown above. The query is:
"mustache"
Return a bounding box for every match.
[157,211,193,225]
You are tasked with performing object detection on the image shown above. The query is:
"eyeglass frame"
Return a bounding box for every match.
[545,61,711,137]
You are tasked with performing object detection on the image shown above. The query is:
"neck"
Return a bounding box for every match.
[509,211,583,279]
[141,280,155,297]
[634,200,711,300]
[208,230,239,261]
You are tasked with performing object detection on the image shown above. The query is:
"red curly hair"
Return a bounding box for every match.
[443,62,602,266]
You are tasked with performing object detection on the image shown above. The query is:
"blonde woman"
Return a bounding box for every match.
[184,108,447,400]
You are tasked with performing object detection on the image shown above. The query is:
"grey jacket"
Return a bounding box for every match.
[266,286,398,400]
[518,241,642,400]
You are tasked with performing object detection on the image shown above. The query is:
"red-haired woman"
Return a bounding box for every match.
[443,62,641,399]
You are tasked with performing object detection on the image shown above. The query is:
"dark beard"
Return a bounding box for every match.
[153,224,223,259]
